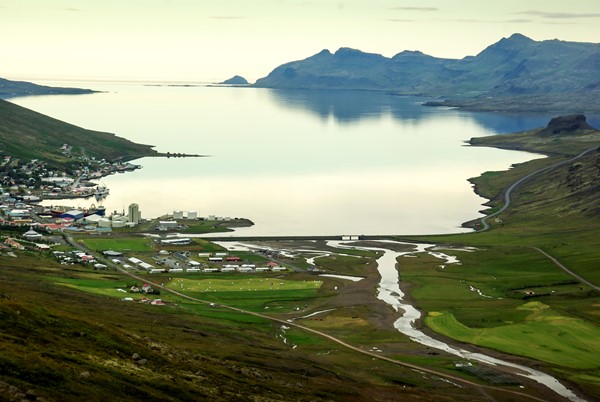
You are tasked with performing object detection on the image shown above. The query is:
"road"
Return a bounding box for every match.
[63,233,552,401]
[475,145,600,293]
[479,146,599,231]
[533,247,600,293]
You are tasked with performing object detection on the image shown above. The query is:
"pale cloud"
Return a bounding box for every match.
[389,7,438,12]
[208,16,245,20]
[516,10,600,19]
[502,19,532,23]
[438,18,531,24]
[385,19,416,23]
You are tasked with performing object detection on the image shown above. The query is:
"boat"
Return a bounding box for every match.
[48,204,106,218]
[48,206,70,217]
[85,204,106,217]
[94,184,109,201]
[95,184,109,196]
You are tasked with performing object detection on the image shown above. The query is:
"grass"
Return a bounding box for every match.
[79,236,155,252]
[167,277,322,293]
[167,275,325,311]
[313,254,377,276]
[180,219,253,234]
[392,125,600,396]
[2,257,478,402]
[426,302,600,369]
[0,98,157,168]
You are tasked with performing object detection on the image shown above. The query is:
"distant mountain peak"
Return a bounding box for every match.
[219,75,248,85]
[253,34,600,109]
[334,47,364,56]
[506,33,534,42]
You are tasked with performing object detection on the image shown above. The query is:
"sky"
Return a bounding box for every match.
[1,0,600,83]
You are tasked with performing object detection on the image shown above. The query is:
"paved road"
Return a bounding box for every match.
[533,247,600,293]
[479,146,599,231]
[475,145,600,292]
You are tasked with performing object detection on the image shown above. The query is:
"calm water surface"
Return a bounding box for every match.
[12,82,594,236]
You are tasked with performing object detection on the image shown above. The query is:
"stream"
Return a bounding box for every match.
[327,240,585,402]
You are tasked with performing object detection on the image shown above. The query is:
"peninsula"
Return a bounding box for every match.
[0,76,95,98]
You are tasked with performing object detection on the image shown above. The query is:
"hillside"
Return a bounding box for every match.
[254,34,600,112]
[0,99,158,168]
[0,253,490,402]
[468,114,600,232]
[0,77,94,98]
[398,115,600,398]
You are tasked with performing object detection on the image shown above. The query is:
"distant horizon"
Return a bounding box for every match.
[2,1,600,83]
[4,32,599,86]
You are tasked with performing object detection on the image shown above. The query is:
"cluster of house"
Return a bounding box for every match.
[0,228,52,256]
[110,249,286,274]
[129,283,160,295]
[1,156,50,191]
[0,150,139,206]
[52,249,109,270]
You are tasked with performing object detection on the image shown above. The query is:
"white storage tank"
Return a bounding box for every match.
[98,218,112,228]
[187,210,198,220]
[112,220,127,228]
[173,210,184,219]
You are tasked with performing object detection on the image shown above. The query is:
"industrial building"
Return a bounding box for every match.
[128,203,141,225]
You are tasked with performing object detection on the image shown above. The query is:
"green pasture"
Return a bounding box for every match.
[49,274,147,297]
[180,220,233,234]
[313,254,376,276]
[426,302,600,369]
[166,277,323,311]
[399,247,589,307]
[79,236,154,252]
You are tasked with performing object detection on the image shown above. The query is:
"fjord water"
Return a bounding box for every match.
[10,83,577,235]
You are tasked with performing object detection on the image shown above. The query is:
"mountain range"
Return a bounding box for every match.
[254,34,600,112]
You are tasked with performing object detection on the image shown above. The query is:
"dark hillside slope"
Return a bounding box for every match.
[0,258,476,402]
[0,99,157,167]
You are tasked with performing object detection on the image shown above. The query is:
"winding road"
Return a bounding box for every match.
[478,146,599,231]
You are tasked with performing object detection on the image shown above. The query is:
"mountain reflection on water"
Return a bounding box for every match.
[10,83,597,235]
[266,88,600,133]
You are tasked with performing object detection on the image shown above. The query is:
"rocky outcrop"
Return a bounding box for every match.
[219,75,249,85]
[539,114,597,136]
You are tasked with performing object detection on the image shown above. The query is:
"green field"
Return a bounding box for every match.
[79,236,155,252]
[168,277,322,292]
[426,302,600,369]
[166,277,323,312]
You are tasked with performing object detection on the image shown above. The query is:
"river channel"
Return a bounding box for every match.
[327,240,585,402]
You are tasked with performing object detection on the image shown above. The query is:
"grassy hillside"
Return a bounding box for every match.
[0,99,158,168]
[399,118,600,397]
[0,254,486,402]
